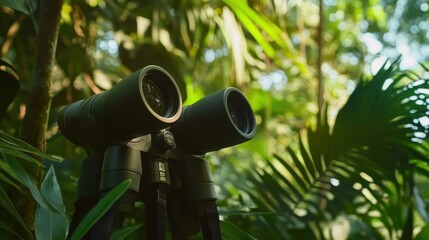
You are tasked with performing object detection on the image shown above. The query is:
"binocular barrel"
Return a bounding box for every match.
[170,87,256,154]
[58,65,182,150]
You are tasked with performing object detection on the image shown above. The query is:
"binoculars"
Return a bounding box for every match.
[58,65,256,154]
[58,65,256,240]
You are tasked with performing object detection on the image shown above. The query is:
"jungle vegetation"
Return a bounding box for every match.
[1,0,429,239]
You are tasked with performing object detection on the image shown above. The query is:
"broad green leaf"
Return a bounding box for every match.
[69,179,131,240]
[5,156,61,214]
[35,165,69,240]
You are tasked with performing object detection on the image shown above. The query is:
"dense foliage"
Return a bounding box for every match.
[1,0,429,239]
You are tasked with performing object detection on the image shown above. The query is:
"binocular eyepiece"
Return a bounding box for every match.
[58,65,256,154]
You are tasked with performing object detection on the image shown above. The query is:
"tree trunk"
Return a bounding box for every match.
[15,0,63,236]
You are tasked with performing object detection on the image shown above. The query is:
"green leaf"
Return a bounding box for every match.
[0,0,29,14]
[111,224,143,240]
[35,165,69,240]
[4,156,61,214]
[0,171,21,191]
[244,187,275,212]
[265,160,300,203]
[274,153,308,192]
[0,147,44,166]
[414,187,429,222]
[222,0,285,46]
[221,0,311,76]
[0,131,63,163]
[69,179,131,240]
[0,157,24,189]
[0,185,33,239]
[287,147,312,186]
[416,224,429,240]
[183,77,205,106]
[249,173,279,211]
[0,219,24,239]
[257,170,295,212]
[221,221,257,240]
[299,136,316,179]
[222,0,275,57]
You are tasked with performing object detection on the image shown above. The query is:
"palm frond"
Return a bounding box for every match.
[246,58,429,238]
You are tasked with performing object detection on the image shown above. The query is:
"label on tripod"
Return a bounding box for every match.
[158,162,166,171]
[158,161,168,182]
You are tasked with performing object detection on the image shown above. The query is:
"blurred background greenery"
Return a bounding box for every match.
[1,0,429,239]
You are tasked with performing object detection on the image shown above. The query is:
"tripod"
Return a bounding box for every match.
[67,132,222,240]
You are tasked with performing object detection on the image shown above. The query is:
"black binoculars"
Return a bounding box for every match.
[58,65,256,154]
[58,65,256,240]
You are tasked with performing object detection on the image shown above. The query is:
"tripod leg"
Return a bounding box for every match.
[88,145,142,239]
[88,191,137,239]
[88,193,121,239]
[168,156,222,240]
[141,157,171,240]
[67,154,102,239]
[200,201,222,240]
[67,196,98,240]
[143,184,169,240]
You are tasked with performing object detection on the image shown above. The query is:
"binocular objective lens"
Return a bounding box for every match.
[227,101,240,129]
[227,100,247,133]
[143,76,166,116]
